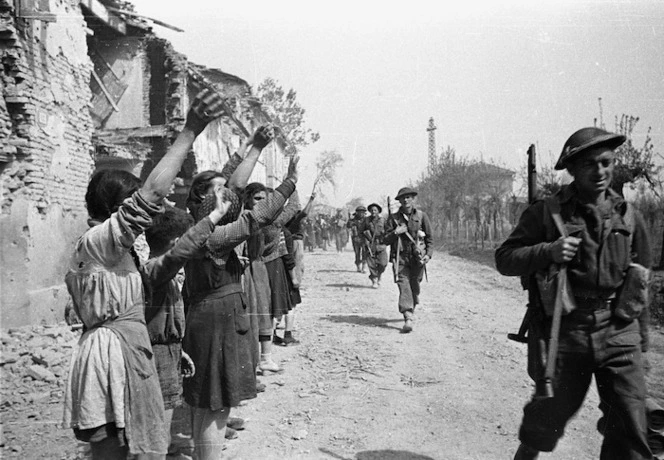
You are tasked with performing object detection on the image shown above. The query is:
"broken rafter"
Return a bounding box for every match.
[106,7,184,33]
[91,68,120,112]
[79,0,126,35]
[94,125,170,143]
[187,67,251,137]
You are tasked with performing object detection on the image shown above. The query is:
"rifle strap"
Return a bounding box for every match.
[542,196,567,382]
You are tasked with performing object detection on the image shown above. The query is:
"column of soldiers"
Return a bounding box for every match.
[346,188,434,333]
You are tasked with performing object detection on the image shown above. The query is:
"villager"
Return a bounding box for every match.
[143,206,199,452]
[275,192,317,346]
[347,206,368,272]
[495,127,653,460]
[182,152,299,460]
[321,214,331,250]
[384,188,433,333]
[62,89,226,459]
[243,182,300,374]
[360,203,388,288]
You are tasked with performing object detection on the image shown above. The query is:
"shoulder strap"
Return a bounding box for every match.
[544,197,568,238]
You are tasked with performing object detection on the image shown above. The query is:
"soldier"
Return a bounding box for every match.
[495,127,653,460]
[347,206,368,272]
[332,209,349,252]
[360,203,388,288]
[384,187,433,333]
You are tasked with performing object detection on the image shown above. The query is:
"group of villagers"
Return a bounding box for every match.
[62,90,312,459]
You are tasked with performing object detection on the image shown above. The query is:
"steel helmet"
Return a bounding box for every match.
[555,127,625,170]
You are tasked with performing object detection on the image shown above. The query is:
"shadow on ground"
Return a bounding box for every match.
[319,447,435,460]
[318,269,359,273]
[323,314,403,330]
[356,451,435,460]
[326,283,374,290]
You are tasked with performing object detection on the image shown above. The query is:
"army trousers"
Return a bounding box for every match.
[520,307,651,459]
[394,254,425,315]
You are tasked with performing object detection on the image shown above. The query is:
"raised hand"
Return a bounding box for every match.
[207,185,231,225]
[185,89,226,135]
[285,155,300,183]
[249,124,275,150]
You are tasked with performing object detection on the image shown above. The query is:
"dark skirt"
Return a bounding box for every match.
[152,342,183,410]
[265,258,292,317]
[182,292,257,411]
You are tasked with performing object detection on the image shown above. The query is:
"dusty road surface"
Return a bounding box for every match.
[10,247,661,459]
[214,248,605,460]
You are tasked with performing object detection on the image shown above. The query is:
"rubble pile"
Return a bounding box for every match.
[1,323,80,458]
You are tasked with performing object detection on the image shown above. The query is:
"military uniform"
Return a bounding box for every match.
[359,203,388,287]
[495,127,653,460]
[347,206,368,272]
[384,188,433,330]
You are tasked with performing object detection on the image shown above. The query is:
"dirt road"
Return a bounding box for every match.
[218,248,604,460]
[5,247,640,459]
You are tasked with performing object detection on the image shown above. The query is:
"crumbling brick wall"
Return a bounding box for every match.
[1,0,95,327]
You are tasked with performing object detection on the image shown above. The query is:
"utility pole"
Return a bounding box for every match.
[427,117,437,174]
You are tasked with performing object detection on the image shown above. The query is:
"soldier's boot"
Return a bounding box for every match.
[356,263,362,272]
[513,443,539,460]
[361,262,367,273]
[402,310,414,333]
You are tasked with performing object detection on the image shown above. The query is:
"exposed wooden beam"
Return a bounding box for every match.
[94,125,169,143]
[106,7,184,33]
[91,68,120,113]
[79,0,126,35]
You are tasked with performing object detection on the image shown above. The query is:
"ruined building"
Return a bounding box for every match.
[0,0,285,327]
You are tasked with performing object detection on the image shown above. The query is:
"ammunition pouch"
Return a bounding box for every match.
[613,263,650,322]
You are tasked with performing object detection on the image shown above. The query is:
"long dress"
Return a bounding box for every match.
[182,180,296,410]
[63,192,168,455]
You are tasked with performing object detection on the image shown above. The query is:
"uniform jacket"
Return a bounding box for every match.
[384,207,434,260]
[360,215,387,252]
[495,183,652,295]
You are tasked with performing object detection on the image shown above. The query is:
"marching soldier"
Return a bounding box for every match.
[495,127,653,460]
[347,206,368,272]
[360,203,388,288]
[384,187,433,333]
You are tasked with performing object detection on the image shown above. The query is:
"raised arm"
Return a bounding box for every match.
[226,125,275,193]
[140,90,226,204]
[302,191,316,216]
[206,156,300,253]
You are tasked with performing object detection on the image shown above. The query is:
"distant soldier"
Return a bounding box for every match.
[332,209,348,252]
[495,127,653,460]
[360,203,388,288]
[347,206,368,272]
[384,188,433,332]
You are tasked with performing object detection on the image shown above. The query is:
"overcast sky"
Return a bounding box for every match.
[133,0,663,207]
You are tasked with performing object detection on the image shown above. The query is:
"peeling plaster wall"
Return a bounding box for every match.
[1,0,94,327]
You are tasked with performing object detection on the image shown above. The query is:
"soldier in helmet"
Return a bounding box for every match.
[347,205,368,272]
[495,127,653,460]
[383,187,433,333]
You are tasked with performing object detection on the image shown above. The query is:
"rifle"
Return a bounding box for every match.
[387,197,400,283]
[507,144,537,344]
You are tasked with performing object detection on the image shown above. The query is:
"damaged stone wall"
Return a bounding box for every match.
[1,0,95,327]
